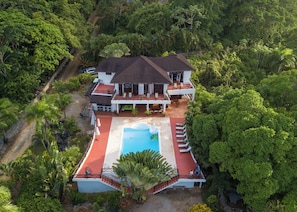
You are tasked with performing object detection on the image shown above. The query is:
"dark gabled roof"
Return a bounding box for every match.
[96,54,193,84]
[150,54,193,72]
[96,57,133,74]
[111,56,171,83]
[90,95,112,105]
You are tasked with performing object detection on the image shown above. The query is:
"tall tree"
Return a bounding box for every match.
[31,143,81,199]
[47,93,73,119]
[206,90,297,211]
[0,98,18,143]
[221,0,286,45]
[25,95,61,151]
[113,150,175,203]
[99,43,131,58]
[257,69,297,109]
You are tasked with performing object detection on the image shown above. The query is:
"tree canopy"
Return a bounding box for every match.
[113,150,175,203]
[189,89,297,211]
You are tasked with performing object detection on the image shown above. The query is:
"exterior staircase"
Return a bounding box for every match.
[100,173,180,194]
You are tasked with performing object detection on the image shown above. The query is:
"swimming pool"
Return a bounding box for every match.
[121,123,160,155]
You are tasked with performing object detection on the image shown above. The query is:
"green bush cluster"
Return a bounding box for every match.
[189,203,212,212]
[17,195,64,212]
[69,190,88,205]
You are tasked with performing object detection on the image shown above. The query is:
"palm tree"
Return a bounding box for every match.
[25,95,61,151]
[99,43,131,58]
[113,150,175,203]
[32,142,81,200]
[47,93,73,119]
[0,98,18,143]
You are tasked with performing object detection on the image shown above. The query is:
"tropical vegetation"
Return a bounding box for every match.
[113,150,175,203]
[0,0,297,211]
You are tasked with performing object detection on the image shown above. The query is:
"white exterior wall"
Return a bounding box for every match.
[75,179,116,193]
[114,84,119,94]
[163,84,168,94]
[99,73,115,84]
[183,71,192,83]
[169,181,195,189]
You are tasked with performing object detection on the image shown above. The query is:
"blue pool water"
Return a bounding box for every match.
[121,125,159,155]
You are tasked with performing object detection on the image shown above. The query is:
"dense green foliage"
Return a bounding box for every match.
[0,74,94,211]
[1,0,297,211]
[0,0,95,104]
[113,150,175,203]
[0,186,19,211]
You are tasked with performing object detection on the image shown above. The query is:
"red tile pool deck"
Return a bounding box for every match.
[75,117,198,178]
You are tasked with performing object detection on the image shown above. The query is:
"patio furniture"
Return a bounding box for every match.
[121,105,133,111]
[177,138,187,143]
[178,142,189,148]
[176,125,186,130]
[176,129,187,134]
[180,146,191,153]
[176,123,185,127]
[176,133,187,138]
[150,104,163,113]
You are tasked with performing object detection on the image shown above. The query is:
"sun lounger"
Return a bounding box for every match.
[180,146,191,153]
[178,142,189,148]
[177,138,187,143]
[176,133,187,138]
[176,129,186,134]
[176,123,185,127]
[176,125,186,130]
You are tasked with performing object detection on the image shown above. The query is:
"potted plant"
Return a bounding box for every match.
[131,108,138,116]
[162,111,166,117]
[144,110,152,116]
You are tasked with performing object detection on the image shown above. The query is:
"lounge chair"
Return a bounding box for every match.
[176,125,186,130]
[178,142,189,148]
[177,138,187,143]
[176,123,185,127]
[176,133,187,138]
[176,129,186,134]
[180,146,191,153]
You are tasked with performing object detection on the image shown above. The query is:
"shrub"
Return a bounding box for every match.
[189,203,212,212]
[69,190,88,205]
[207,194,219,211]
[63,118,80,134]
[78,74,94,84]
[66,78,81,91]
[131,108,138,116]
[17,195,64,212]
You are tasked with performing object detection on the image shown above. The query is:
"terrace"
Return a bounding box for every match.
[90,82,195,113]
[72,99,206,194]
